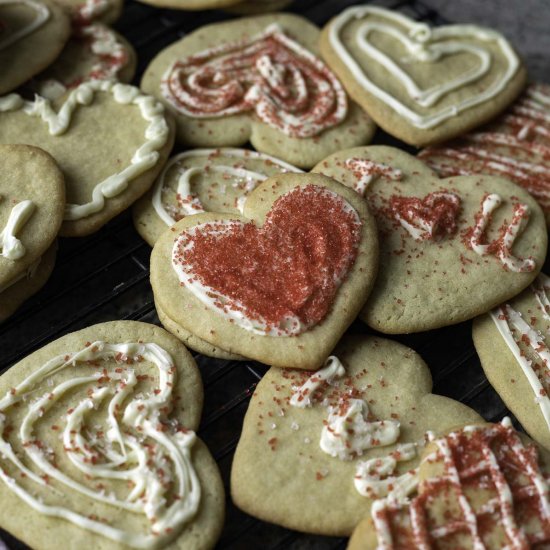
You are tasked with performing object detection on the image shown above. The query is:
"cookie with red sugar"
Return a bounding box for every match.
[312,146,547,334]
[231,334,481,536]
[150,173,378,369]
[140,14,376,169]
[350,420,550,549]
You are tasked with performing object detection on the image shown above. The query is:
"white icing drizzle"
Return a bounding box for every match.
[288,356,422,499]
[289,356,344,408]
[371,420,550,549]
[152,148,302,225]
[344,158,403,196]
[321,398,400,461]
[392,191,460,241]
[328,5,520,129]
[161,23,348,138]
[490,277,550,433]
[0,0,49,51]
[468,193,536,272]
[0,80,169,221]
[0,341,201,549]
[419,84,550,211]
[0,197,35,260]
[74,0,109,22]
[172,220,304,336]
[37,23,130,101]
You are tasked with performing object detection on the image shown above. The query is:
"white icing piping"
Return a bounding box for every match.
[152,148,302,226]
[74,0,109,22]
[0,0,49,51]
[161,23,348,138]
[0,198,35,260]
[469,193,536,272]
[0,341,201,549]
[0,81,169,221]
[289,356,418,500]
[344,158,403,196]
[328,6,520,129]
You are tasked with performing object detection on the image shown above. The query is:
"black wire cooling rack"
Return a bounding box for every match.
[0,0,532,548]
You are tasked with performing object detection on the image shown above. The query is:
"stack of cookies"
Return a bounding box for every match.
[1,1,549,549]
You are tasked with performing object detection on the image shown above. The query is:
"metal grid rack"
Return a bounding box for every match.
[0,0,525,548]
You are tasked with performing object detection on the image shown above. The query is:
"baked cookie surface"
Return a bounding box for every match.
[0,80,174,237]
[0,321,225,550]
[349,420,550,549]
[0,0,71,94]
[231,334,481,536]
[151,172,379,369]
[133,148,302,247]
[320,5,527,146]
[141,13,376,168]
[419,82,550,226]
[473,272,550,452]
[313,146,547,333]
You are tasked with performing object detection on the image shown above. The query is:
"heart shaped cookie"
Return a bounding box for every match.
[133,148,302,247]
[32,22,137,100]
[151,173,379,369]
[0,321,225,550]
[141,13,376,169]
[473,272,550,452]
[420,82,550,226]
[0,0,71,94]
[231,334,482,536]
[350,420,550,549]
[0,144,64,319]
[320,5,527,146]
[313,146,548,334]
[0,80,174,237]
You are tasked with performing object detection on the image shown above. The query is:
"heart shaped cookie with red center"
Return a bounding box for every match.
[231,334,482,536]
[313,146,548,334]
[151,173,379,368]
[320,5,526,146]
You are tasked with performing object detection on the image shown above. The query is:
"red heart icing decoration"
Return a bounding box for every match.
[172,184,362,335]
[389,191,461,241]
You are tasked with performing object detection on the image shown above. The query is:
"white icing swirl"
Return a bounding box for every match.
[152,148,302,225]
[468,193,536,272]
[0,0,49,51]
[0,81,170,221]
[161,23,347,138]
[0,198,35,260]
[328,6,520,129]
[344,158,403,196]
[0,341,201,549]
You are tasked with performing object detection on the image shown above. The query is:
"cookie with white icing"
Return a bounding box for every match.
[156,299,246,361]
[473,273,550,452]
[319,5,527,147]
[0,320,225,550]
[32,23,137,101]
[0,80,175,237]
[133,148,302,247]
[419,82,550,226]
[54,0,123,25]
[0,144,64,320]
[349,420,550,549]
[150,173,379,369]
[141,14,376,169]
[231,334,482,536]
[0,0,71,95]
[312,146,547,334]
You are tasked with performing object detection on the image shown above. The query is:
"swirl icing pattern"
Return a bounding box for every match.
[0,341,201,549]
[161,23,348,138]
[327,5,520,129]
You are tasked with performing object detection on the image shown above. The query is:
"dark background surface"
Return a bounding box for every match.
[0,0,547,548]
